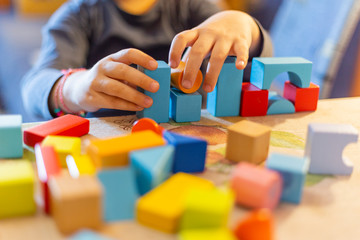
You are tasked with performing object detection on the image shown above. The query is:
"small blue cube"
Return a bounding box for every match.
[169,88,202,122]
[0,115,23,158]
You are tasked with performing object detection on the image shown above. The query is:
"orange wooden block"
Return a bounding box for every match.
[171,61,203,93]
[132,118,164,136]
[283,81,319,112]
[86,130,166,168]
[233,209,274,240]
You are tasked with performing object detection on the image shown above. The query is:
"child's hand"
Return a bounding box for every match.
[169,10,261,92]
[60,48,159,113]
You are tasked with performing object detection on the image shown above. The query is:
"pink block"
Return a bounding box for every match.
[230,162,282,209]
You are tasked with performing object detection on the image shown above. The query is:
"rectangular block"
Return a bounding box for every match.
[207,57,243,117]
[169,88,202,122]
[23,114,89,147]
[86,130,166,168]
[179,228,237,240]
[0,115,23,158]
[67,154,96,178]
[0,160,36,219]
[137,61,171,123]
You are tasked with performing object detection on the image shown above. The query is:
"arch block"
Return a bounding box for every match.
[250,57,312,90]
[267,92,295,115]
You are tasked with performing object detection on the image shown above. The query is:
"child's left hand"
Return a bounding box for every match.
[168,10,261,92]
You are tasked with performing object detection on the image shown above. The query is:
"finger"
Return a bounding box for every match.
[92,78,153,108]
[169,30,198,68]
[203,40,232,92]
[96,93,145,112]
[232,40,250,70]
[101,61,159,93]
[182,35,215,89]
[109,48,158,71]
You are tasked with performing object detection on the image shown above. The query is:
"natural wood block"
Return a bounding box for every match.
[226,120,271,164]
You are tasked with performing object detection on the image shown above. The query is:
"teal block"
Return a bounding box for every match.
[137,61,170,123]
[97,167,138,222]
[130,145,174,195]
[250,57,312,89]
[266,153,309,204]
[207,57,243,117]
[69,230,115,240]
[267,92,295,115]
[170,88,202,122]
[0,115,23,158]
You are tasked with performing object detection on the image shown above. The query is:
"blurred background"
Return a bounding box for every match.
[0,0,359,122]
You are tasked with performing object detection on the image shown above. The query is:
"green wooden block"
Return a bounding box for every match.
[0,115,23,158]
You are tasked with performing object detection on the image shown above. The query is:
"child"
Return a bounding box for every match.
[21,0,272,119]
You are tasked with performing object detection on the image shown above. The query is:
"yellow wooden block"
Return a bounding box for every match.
[86,130,166,168]
[226,120,271,164]
[136,172,214,233]
[179,228,237,240]
[42,135,82,168]
[0,160,36,219]
[66,154,96,177]
[49,174,103,234]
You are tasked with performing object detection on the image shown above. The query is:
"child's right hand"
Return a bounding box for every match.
[56,48,160,113]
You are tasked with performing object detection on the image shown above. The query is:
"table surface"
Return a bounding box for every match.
[1,97,360,240]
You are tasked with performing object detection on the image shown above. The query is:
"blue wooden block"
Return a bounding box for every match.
[137,61,170,123]
[130,145,175,195]
[69,230,115,240]
[207,57,243,117]
[97,167,138,222]
[0,115,23,158]
[169,88,202,122]
[163,131,207,173]
[267,92,295,115]
[250,57,312,90]
[266,153,309,204]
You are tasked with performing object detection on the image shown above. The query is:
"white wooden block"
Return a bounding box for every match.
[304,123,358,175]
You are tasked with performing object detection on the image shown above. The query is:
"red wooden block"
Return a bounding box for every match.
[34,144,61,214]
[240,83,268,117]
[24,115,90,147]
[283,81,319,112]
[132,118,164,136]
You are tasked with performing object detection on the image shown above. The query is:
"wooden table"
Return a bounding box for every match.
[1,97,360,240]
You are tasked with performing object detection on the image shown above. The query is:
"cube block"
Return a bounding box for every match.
[0,115,23,158]
[170,88,202,122]
[240,83,268,117]
[283,81,319,112]
[66,154,96,178]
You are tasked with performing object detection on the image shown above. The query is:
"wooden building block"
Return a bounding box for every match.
[283,81,320,112]
[137,61,171,123]
[0,160,36,219]
[86,130,166,168]
[169,88,202,122]
[267,92,295,115]
[23,114,89,147]
[266,153,309,204]
[34,144,61,214]
[180,188,234,229]
[130,145,174,195]
[136,172,214,233]
[97,167,138,221]
[179,228,237,240]
[69,230,114,240]
[233,209,274,240]
[207,56,243,117]
[0,115,23,158]
[226,120,271,164]
[131,117,164,136]
[230,162,282,209]
[42,135,81,167]
[171,61,203,94]
[66,154,96,178]
[163,131,207,173]
[305,123,358,175]
[250,57,312,89]
[49,174,103,234]
[240,83,268,117]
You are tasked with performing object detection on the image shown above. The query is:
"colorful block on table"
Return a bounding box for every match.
[23,114,89,147]
[207,56,243,117]
[267,92,295,115]
[266,153,309,204]
[304,123,358,175]
[163,131,207,173]
[170,61,203,94]
[49,174,103,234]
[169,88,202,122]
[0,114,23,158]
[230,162,282,209]
[0,160,36,219]
[250,57,312,89]
[179,228,236,240]
[283,81,319,111]
[136,172,214,233]
[226,120,271,164]
[137,61,170,123]
[240,83,268,117]
[69,230,115,240]
[130,145,174,195]
[131,117,164,136]
[97,167,138,221]
[66,154,96,178]
[86,130,166,168]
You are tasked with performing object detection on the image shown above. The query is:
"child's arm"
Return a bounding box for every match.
[169,10,262,92]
